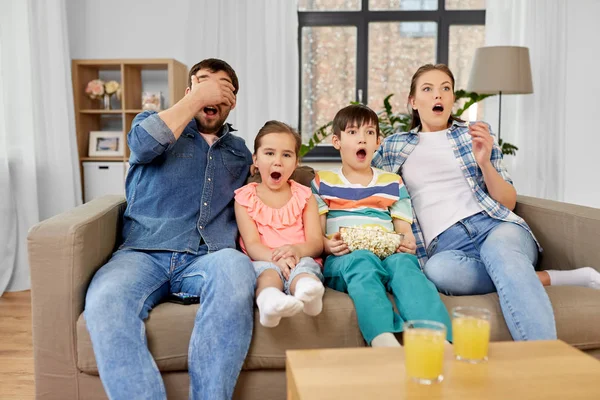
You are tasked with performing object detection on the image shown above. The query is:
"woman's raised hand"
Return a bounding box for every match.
[469,122,494,167]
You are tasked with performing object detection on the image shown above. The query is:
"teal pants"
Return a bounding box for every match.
[324,250,452,344]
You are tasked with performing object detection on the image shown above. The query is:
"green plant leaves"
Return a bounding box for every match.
[298,121,333,158]
[454,90,495,118]
[498,138,519,156]
[300,91,518,157]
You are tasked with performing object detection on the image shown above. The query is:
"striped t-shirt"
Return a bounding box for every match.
[311,167,413,236]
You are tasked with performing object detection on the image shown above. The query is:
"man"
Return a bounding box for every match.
[84,59,255,400]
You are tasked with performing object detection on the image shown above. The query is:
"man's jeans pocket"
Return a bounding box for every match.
[426,237,439,257]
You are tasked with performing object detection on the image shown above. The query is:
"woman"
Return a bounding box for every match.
[371,63,557,340]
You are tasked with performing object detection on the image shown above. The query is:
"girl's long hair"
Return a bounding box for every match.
[408,64,463,131]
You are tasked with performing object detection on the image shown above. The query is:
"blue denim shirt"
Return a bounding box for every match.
[120,111,253,254]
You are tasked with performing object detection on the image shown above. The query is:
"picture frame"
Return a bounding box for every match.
[88,131,124,157]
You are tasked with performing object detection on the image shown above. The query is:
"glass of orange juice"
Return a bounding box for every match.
[452,306,491,363]
[403,320,446,384]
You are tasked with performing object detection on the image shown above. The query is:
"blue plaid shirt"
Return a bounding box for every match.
[372,120,540,267]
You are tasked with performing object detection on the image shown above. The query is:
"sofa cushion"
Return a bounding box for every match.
[77,288,364,374]
[439,286,600,348]
[439,292,512,341]
[77,286,600,374]
[544,286,600,349]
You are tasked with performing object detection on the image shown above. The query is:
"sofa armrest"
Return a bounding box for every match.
[515,195,600,271]
[27,195,126,399]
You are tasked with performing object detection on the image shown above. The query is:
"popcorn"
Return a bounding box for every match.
[339,226,404,259]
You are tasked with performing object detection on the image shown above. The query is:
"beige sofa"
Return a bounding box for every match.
[29,186,600,399]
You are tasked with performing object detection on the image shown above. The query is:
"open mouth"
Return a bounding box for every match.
[270,172,282,181]
[432,103,444,114]
[204,106,218,116]
[356,149,367,161]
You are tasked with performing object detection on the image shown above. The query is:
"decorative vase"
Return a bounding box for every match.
[103,93,111,110]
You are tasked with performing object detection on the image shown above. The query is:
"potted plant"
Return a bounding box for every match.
[299,91,518,157]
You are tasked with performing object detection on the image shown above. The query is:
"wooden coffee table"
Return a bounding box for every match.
[286,340,600,399]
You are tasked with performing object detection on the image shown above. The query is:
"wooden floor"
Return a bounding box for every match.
[0,290,34,399]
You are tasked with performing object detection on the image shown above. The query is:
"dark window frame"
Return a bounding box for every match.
[299,0,485,161]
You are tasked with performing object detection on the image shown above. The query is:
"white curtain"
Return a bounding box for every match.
[183,0,299,149]
[0,0,81,294]
[484,0,567,201]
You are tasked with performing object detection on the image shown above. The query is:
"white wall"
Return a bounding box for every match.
[68,0,600,207]
[67,0,189,62]
[484,0,600,208]
[67,0,300,152]
[564,1,600,208]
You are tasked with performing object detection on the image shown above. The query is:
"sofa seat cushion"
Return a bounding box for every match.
[77,286,600,375]
[544,286,600,349]
[439,292,512,341]
[440,286,600,348]
[77,288,365,374]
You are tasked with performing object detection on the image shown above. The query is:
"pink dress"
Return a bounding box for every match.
[234,180,322,266]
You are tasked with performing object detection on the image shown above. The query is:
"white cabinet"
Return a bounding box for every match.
[83,161,126,202]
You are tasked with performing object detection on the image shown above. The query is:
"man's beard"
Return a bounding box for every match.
[196,111,230,135]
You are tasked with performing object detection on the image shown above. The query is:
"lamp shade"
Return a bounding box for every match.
[467,46,533,94]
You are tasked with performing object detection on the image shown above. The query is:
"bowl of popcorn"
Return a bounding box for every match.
[339,226,404,259]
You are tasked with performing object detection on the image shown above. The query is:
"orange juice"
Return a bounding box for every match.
[404,325,445,384]
[452,316,491,362]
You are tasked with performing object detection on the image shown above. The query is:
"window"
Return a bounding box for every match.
[299,0,485,160]
[301,26,357,150]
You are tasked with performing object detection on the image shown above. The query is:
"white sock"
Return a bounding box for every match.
[546,267,600,290]
[293,278,325,316]
[371,332,401,347]
[256,287,304,328]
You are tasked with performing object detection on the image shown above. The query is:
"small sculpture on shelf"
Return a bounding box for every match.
[142,92,162,111]
[85,79,121,110]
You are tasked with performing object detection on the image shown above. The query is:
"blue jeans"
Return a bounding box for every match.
[423,212,556,341]
[253,257,324,294]
[84,248,256,400]
[324,250,452,344]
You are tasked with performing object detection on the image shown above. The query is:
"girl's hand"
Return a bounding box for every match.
[396,231,417,255]
[275,257,296,280]
[469,122,494,168]
[272,245,301,263]
[325,232,350,256]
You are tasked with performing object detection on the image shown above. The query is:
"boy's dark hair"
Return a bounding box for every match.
[332,104,380,138]
[254,120,302,156]
[188,58,239,95]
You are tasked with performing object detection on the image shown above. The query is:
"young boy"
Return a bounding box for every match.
[311,104,452,347]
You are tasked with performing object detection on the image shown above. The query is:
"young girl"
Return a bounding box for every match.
[234,121,325,328]
[372,63,582,341]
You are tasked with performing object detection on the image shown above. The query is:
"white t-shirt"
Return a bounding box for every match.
[401,129,482,248]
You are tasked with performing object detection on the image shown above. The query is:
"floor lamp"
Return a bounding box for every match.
[466,46,533,142]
